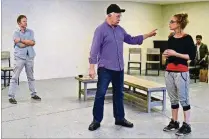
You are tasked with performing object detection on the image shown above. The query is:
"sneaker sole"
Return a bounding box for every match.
[9,102,17,104]
[175,132,191,136]
[163,128,178,132]
[31,98,41,101]
[9,100,17,104]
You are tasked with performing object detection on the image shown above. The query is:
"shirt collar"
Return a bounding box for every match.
[196,43,203,46]
[104,20,118,29]
[19,28,28,33]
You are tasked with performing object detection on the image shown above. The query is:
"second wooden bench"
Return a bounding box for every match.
[123,74,166,113]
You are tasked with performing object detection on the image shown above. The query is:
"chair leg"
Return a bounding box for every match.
[158,64,160,76]
[145,63,147,76]
[127,63,130,74]
[8,71,11,86]
[194,74,196,83]
[140,63,141,75]
[4,71,6,87]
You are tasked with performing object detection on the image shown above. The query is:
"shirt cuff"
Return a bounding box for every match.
[137,35,144,45]
[89,58,97,64]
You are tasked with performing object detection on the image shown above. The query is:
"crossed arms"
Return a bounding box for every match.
[14,38,35,48]
[14,30,35,48]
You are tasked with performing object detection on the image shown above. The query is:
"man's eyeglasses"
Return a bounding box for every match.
[169,20,177,24]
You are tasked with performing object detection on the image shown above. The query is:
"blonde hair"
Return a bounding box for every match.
[174,13,189,29]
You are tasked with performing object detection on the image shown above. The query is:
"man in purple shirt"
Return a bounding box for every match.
[88,4,157,131]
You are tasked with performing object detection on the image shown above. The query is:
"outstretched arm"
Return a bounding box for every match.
[124,29,157,45]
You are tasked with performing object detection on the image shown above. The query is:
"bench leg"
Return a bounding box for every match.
[133,87,136,93]
[128,86,131,91]
[78,81,81,99]
[162,90,166,112]
[84,83,87,101]
[147,91,151,113]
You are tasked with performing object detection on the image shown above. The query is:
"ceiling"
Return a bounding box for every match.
[86,0,209,5]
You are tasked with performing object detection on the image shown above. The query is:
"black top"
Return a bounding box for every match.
[167,34,196,66]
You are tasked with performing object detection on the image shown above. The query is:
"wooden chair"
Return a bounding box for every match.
[127,48,142,75]
[188,60,199,83]
[1,51,19,87]
[145,48,160,76]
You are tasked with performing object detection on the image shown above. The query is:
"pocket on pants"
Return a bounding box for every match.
[97,67,107,75]
[164,71,170,78]
[181,72,188,82]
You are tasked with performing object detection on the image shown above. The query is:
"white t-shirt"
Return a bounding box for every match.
[197,44,201,60]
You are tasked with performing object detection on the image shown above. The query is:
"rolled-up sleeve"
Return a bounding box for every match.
[123,29,143,45]
[13,31,21,47]
[30,30,35,42]
[89,27,102,64]
[13,31,19,41]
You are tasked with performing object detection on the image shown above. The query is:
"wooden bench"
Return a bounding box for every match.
[75,74,166,113]
[124,74,166,113]
[74,76,112,101]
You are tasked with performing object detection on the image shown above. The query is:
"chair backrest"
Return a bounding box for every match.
[129,48,141,54]
[129,48,141,61]
[147,48,160,55]
[146,48,160,62]
[1,51,11,67]
[1,51,10,60]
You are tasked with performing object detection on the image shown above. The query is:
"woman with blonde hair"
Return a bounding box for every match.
[163,13,196,136]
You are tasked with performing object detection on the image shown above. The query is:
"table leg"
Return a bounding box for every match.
[147,91,151,113]
[162,90,166,112]
[78,81,81,99]
[84,83,87,101]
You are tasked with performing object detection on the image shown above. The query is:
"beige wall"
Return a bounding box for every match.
[2,1,209,81]
[162,2,209,45]
[2,0,163,81]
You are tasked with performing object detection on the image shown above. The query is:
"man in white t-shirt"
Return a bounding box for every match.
[195,35,208,68]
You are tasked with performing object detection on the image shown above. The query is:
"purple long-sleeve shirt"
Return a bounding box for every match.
[89,21,144,71]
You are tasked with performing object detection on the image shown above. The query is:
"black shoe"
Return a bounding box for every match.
[115,118,134,128]
[175,122,191,136]
[88,121,100,131]
[9,98,17,104]
[163,119,180,132]
[31,95,41,101]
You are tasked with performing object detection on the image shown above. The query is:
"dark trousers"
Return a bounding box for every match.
[93,67,125,123]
